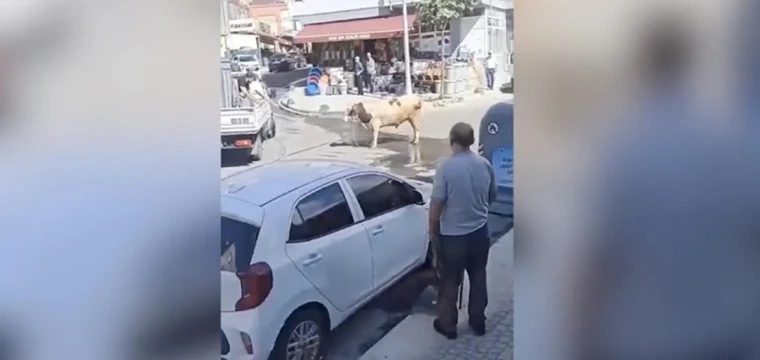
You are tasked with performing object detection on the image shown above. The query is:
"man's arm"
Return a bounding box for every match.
[250,83,268,100]
[487,161,497,204]
[428,164,448,236]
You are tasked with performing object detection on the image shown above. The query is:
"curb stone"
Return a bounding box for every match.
[277,97,344,118]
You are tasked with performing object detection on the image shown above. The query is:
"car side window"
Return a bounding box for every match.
[289,183,355,243]
[347,174,414,219]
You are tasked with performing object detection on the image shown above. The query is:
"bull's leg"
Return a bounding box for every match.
[371,125,380,149]
[409,119,421,144]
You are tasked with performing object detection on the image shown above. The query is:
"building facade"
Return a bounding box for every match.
[292,0,513,85]
[221,0,252,56]
[247,0,299,36]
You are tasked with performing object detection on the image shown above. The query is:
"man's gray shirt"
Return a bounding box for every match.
[432,151,496,236]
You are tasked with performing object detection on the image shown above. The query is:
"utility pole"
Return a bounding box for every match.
[401,0,413,95]
[221,0,231,56]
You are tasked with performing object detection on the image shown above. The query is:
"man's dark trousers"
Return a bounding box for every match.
[354,74,364,95]
[365,74,375,93]
[436,224,490,333]
[486,69,496,89]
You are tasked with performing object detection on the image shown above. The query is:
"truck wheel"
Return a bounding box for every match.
[250,133,263,162]
[268,115,277,139]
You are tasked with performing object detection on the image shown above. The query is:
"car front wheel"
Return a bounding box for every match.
[270,308,327,360]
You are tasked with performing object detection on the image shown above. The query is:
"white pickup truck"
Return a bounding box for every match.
[221,58,276,162]
[221,99,275,162]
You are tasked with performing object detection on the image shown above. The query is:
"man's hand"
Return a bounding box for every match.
[428,231,443,280]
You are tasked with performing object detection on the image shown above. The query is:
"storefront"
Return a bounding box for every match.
[293,15,415,69]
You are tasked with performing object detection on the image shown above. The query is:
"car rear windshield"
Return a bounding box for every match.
[221,216,260,272]
[237,55,257,62]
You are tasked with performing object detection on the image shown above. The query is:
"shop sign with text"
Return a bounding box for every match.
[230,19,256,32]
[327,33,371,41]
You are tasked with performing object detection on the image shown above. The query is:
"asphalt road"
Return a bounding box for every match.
[262,68,308,88]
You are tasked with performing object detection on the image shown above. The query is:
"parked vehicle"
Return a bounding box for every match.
[221,160,431,360]
[221,59,275,162]
[232,53,262,75]
[268,53,304,73]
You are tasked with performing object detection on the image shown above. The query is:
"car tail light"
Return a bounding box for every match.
[234,262,273,311]
[240,332,253,355]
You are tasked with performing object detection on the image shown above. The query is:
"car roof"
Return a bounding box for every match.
[222,160,365,206]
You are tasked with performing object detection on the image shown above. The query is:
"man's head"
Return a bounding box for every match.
[245,68,259,81]
[487,52,493,58]
[449,122,475,152]
[354,56,360,62]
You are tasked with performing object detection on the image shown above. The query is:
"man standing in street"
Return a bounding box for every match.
[353,55,365,95]
[429,122,497,340]
[485,52,497,90]
[365,52,377,93]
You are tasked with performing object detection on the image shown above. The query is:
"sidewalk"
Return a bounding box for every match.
[359,230,513,360]
[278,86,513,117]
[279,87,378,117]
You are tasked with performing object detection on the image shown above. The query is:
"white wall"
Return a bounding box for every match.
[455,16,487,58]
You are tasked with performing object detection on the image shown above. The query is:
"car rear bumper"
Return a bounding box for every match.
[222,311,272,360]
[222,133,257,149]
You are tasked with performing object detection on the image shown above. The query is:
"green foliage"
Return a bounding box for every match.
[416,0,480,30]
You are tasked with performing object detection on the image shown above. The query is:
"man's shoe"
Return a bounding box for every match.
[469,322,486,336]
[433,319,457,340]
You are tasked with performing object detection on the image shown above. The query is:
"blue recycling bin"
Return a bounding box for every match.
[304,82,320,96]
[308,67,322,77]
[478,102,514,241]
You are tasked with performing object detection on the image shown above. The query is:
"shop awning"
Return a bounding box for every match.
[293,15,416,44]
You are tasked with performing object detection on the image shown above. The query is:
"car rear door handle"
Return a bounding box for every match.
[302,253,322,266]
[371,226,384,236]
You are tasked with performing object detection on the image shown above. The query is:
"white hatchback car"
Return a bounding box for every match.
[221,160,430,360]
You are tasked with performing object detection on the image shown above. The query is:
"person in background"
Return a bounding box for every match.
[365,52,377,93]
[246,70,268,100]
[428,122,497,340]
[353,56,365,95]
[388,57,398,75]
[395,57,406,74]
[485,52,497,90]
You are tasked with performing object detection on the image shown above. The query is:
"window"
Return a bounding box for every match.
[289,183,355,242]
[347,174,414,219]
[221,216,260,272]
[418,22,450,34]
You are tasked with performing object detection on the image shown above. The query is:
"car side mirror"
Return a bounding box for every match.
[411,189,424,205]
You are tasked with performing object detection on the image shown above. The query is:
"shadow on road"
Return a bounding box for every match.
[327,267,439,359]
[221,149,254,168]
[303,116,450,183]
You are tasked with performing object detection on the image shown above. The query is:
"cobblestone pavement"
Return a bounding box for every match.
[418,299,513,360]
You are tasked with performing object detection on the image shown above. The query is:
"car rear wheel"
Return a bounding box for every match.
[270,308,327,360]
